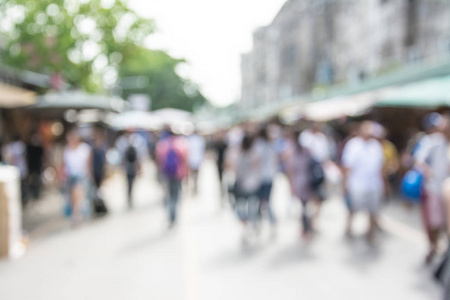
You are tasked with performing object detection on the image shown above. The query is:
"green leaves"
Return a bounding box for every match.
[119,48,206,112]
[0,0,154,92]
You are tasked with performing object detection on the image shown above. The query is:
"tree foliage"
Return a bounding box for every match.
[119,47,207,112]
[0,0,154,92]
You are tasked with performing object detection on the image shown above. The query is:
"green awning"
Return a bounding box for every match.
[376,75,450,108]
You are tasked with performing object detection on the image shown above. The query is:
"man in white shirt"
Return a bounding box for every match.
[342,121,384,244]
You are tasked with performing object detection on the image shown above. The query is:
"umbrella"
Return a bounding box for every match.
[108,111,164,131]
[152,108,192,124]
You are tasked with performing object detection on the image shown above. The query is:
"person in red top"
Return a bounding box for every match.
[156,130,188,227]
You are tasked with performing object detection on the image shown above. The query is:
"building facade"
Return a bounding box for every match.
[241,0,450,109]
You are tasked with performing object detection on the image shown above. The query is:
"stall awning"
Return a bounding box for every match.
[304,93,377,121]
[108,111,164,131]
[376,75,450,108]
[280,91,381,123]
[0,83,35,108]
[24,91,128,120]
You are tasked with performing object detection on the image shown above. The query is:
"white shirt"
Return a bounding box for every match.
[188,134,206,170]
[299,130,330,163]
[64,143,91,177]
[414,132,449,194]
[342,137,384,191]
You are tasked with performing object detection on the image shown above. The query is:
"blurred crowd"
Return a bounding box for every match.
[4,113,450,297]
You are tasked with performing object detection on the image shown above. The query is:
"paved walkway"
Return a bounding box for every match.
[0,160,443,300]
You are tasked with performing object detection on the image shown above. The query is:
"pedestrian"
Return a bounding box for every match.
[223,127,244,208]
[288,131,314,239]
[92,128,108,189]
[373,124,400,200]
[91,128,108,215]
[299,123,329,229]
[187,130,206,195]
[3,135,29,206]
[61,130,92,226]
[341,121,385,244]
[414,113,449,264]
[115,130,145,208]
[234,134,261,243]
[212,131,228,202]
[277,127,298,217]
[156,130,188,227]
[254,126,278,236]
[26,132,44,200]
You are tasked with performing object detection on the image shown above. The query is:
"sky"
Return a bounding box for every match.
[129,0,287,107]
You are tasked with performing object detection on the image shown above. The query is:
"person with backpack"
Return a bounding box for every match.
[288,131,314,240]
[156,130,188,227]
[254,126,278,236]
[414,113,450,264]
[115,130,145,208]
[299,123,329,230]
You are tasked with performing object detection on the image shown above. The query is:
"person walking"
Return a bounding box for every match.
[234,134,261,243]
[288,131,314,239]
[156,131,188,227]
[414,113,450,264]
[212,131,228,202]
[299,123,329,229]
[4,135,29,206]
[91,128,108,215]
[223,127,244,208]
[373,124,400,200]
[341,121,385,245]
[26,132,44,200]
[187,131,206,195]
[254,126,278,235]
[115,130,145,208]
[61,130,92,226]
[92,129,108,189]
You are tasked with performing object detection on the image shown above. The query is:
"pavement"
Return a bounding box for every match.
[0,159,444,300]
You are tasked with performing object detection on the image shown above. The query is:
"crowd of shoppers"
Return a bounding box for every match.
[6,112,450,298]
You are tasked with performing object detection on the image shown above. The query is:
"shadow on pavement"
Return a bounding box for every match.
[267,242,318,269]
[340,237,383,271]
[205,243,266,270]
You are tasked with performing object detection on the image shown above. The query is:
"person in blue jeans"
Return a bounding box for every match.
[254,126,278,236]
[234,134,261,243]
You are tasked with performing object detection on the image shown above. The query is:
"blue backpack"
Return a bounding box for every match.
[164,146,181,179]
[401,169,423,203]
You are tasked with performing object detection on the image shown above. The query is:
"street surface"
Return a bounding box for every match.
[0,159,443,300]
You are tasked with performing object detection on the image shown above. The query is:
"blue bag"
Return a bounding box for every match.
[163,147,181,179]
[401,169,423,203]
